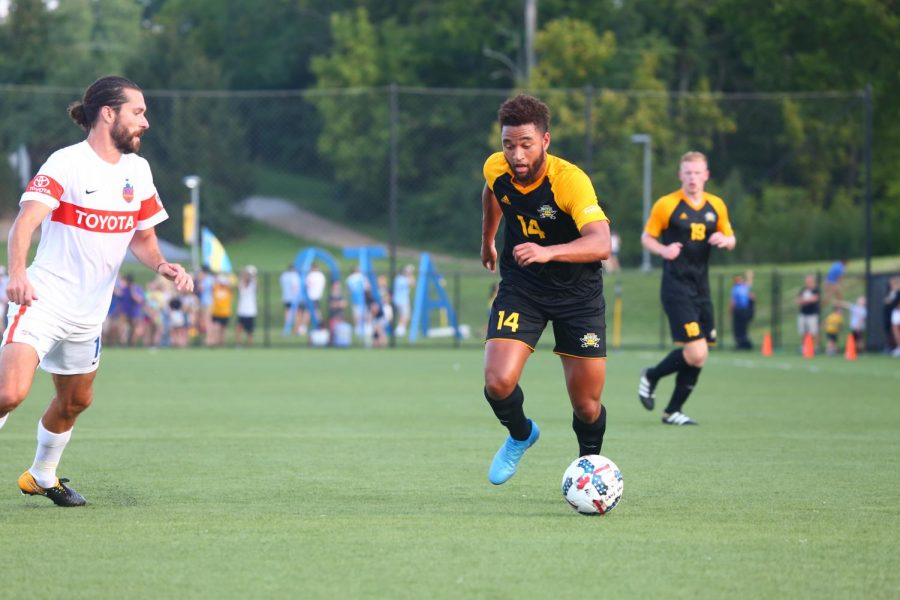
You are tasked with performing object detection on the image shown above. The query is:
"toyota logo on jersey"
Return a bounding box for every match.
[26,174,63,198]
[51,200,137,233]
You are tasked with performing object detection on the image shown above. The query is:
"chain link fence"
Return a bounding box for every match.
[2,84,887,352]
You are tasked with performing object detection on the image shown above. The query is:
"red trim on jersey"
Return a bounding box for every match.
[138,193,164,221]
[25,174,64,200]
[51,200,138,233]
[4,304,28,345]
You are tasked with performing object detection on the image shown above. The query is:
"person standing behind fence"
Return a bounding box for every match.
[730,270,754,350]
[235,265,258,347]
[0,75,193,506]
[824,259,846,307]
[638,151,736,426]
[207,273,233,347]
[346,267,368,338]
[885,276,900,357]
[304,263,327,332]
[796,274,821,350]
[392,264,415,337]
[279,264,302,334]
[480,94,613,485]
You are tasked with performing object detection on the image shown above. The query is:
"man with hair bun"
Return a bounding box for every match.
[480,94,613,485]
[0,76,193,506]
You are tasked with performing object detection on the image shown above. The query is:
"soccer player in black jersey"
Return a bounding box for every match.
[638,151,736,425]
[480,95,612,484]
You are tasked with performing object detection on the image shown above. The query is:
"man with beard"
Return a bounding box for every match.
[480,94,612,485]
[0,76,194,506]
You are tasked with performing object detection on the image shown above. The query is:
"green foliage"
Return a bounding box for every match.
[0,0,897,257]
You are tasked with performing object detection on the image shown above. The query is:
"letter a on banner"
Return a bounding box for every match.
[409,252,459,343]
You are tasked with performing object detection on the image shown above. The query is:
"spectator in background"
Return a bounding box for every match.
[103,274,127,346]
[197,266,214,339]
[604,230,621,273]
[883,276,900,355]
[207,273,233,347]
[392,264,415,337]
[168,296,189,348]
[235,265,258,347]
[304,263,327,332]
[836,296,867,351]
[796,274,821,349]
[279,264,302,334]
[730,270,755,350]
[823,305,844,355]
[327,281,352,348]
[143,275,170,347]
[823,259,846,306]
[118,273,146,346]
[346,267,369,338]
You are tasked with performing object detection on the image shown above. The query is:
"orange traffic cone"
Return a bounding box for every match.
[844,333,858,361]
[802,334,815,358]
[761,332,773,357]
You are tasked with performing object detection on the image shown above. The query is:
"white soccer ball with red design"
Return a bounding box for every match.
[561,454,623,515]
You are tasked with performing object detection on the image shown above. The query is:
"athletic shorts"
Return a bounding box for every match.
[486,282,606,358]
[797,314,819,336]
[662,292,716,344]
[3,302,102,375]
[212,316,230,327]
[238,316,255,333]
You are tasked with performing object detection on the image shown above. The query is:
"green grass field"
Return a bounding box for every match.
[2,347,898,599]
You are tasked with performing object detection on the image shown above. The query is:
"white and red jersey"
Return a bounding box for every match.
[20,141,168,325]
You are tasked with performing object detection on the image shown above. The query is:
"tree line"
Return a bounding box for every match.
[0,0,897,264]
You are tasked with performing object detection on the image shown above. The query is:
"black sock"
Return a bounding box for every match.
[485,385,532,441]
[647,349,687,381]
[572,405,607,457]
[664,366,702,414]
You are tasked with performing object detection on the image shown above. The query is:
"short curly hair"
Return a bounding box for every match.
[498,94,550,133]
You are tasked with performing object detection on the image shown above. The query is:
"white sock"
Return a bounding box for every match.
[0,413,8,431]
[29,421,72,488]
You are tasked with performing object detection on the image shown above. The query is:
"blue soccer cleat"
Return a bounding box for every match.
[488,420,540,485]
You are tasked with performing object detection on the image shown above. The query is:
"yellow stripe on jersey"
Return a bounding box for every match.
[483,152,608,230]
[644,190,733,237]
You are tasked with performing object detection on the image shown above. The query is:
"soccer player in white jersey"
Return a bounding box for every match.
[0,76,194,506]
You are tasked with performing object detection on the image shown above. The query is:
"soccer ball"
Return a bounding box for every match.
[561,454,623,515]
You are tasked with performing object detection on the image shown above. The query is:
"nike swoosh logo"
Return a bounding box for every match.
[86,189,98,194]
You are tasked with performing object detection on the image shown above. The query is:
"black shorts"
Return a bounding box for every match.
[212,316,230,327]
[238,316,256,333]
[486,282,606,358]
[662,292,716,344]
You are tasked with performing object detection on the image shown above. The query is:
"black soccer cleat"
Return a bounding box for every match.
[638,369,657,411]
[18,471,86,507]
[661,411,698,426]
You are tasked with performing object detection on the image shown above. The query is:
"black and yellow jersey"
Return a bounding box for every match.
[484,151,608,296]
[644,189,733,297]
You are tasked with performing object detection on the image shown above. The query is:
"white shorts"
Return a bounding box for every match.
[394,300,411,321]
[892,308,900,327]
[797,314,819,336]
[3,302,102,375]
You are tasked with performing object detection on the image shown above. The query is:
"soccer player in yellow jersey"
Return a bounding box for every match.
[480,95,612,484]
[639,151,736,425]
